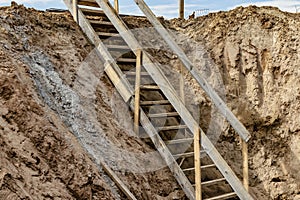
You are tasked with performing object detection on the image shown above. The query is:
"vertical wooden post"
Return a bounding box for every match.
[194,128,202,200]
[179,0,184,19]
[242,140,249,192]
[180,65,185,104]
[114,0,119,14]
[72,0,78,22]
[134,50,142,135]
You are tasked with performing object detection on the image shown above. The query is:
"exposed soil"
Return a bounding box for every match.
[0,2,299,200]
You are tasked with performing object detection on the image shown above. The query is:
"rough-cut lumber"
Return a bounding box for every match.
[95,1,253,199]
[194,128,201,200]
[134,50,142,135]
[134,0,251,143]
[101,162,137,200]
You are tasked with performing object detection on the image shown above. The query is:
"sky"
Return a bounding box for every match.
[0,0,299,18]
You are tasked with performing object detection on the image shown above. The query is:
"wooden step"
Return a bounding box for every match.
[148,112,179,118]
[97,32,120,37]
[201,163,217,169]
[204,192,237,200]
[78,0,99,7]
[165,138,193,145]
[140,85,160,90]
[106,45,131,50]
[157,125,188,131]
[173,152,194,158]
[182,164,217,172]
[125,71,149,76]
[117,58,136,63]
[182,167,195,172]
[89,19,113,26]
[201,178,226,187]
[140,100,170,106]
[80,7,104,16]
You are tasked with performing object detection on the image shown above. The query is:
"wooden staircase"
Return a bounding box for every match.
[64,0,253,199]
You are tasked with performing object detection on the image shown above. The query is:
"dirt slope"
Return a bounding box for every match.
[0,3,184,200]
[166,6,300,200]
[0,2,299,200]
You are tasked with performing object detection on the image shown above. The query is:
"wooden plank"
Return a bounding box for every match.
[89,19,113,26]
[183,167,194,172]
[165,138,193,145]
[78,0,99,7]
[203,192,236,200]
[97,32,119,37]
[180,65,185,104]
[80,7,104,16]
[134,50,142,135]
[106,44,131,50]
[148,112,179,118]
[140,85,160,90]
[140,100,170,106]
[114,0,119,14]
[73,0,78,22]
[242,140,249,191]
[134,0,251,143]
[101,162,137,200]
[201,178,226,187]
[194,128,202,200]
[179,0,184,19]
[201,164,216,169]
[173,152,194,158]
[125,71,149,76]
[117,58,136,63]
[157,125,187,131]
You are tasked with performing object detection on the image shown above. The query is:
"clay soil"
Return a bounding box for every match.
[0,2,299,200]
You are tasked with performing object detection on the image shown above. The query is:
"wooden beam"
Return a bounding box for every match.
[73,0,78,22]
[101,162,137,200]
[134,0,251,143]
[134,50,142,135]
[194,127,202,200]
[114,0,119,14]
[242,140,249,192]
[95,1,253,199]
[179,0,184,19]
[180,65,185,104]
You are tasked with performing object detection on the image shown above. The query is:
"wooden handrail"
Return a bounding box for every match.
[134,0,251,143]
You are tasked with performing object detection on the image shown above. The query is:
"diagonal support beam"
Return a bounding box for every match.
[134,0,251,143]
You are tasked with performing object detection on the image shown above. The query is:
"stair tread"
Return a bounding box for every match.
[125,71,149,76]
[117,58,136,63]
[165,138,193,145]
[182,167,195,172]
[202,178,226,186]
[182,164,217,172]
[140,100,170,106]
[203,192,237,200]
[140,85,160,90]
[157,125,188,131]
[78,0,100,7]
[148,112,179,118]
[201,163,217,169]
[89,19,113,26]
[106,44,131,50]
[80,7,104,16]
[97,32,120,37]
[173,152,194,158]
